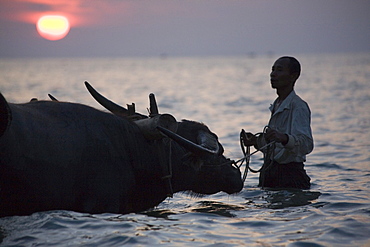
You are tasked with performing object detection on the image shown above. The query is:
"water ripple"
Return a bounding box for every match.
[1,54,370,246]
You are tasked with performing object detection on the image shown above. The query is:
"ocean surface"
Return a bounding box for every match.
[0,53,369,246]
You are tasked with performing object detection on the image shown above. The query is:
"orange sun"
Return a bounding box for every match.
[36,15,70,41]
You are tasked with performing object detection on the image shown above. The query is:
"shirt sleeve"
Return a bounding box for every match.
[284,101,314,157]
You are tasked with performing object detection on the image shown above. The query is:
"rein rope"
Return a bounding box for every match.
[234,127,276,183]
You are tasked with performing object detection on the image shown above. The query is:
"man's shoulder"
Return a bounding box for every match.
[291,92,310,109]
[292,93,306,103]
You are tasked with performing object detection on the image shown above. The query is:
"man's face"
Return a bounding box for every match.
[270,58,294,89]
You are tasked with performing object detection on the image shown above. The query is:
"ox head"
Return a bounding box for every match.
[84,82,243,195]
[166,120,243,195]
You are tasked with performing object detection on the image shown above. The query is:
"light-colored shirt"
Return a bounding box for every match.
[266,90,314,164]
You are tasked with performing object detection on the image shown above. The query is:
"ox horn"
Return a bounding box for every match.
[48,94,58,101]
[157,126,220,156]
[84,81,146,119]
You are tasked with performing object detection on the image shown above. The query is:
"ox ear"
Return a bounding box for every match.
[197,131,220,155]
[0,92,11,137]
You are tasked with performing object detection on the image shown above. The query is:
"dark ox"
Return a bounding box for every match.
[0,82,243,217]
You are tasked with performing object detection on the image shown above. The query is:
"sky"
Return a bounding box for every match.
[0,0,369,58]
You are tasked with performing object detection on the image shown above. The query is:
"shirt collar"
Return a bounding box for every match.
[269,90,296,113]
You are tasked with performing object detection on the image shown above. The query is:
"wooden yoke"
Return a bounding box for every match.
[134,93,178,140]
[149,93,159,117]
[135,114,178,140]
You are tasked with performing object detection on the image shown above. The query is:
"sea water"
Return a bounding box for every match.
[0,53,369,246]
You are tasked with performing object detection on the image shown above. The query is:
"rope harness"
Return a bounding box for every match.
[160,126,276,197]
[160,139,238,197]
[160,139,174,197]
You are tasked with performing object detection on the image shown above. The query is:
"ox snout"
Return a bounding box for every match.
[220,164,244,194]
[193,159,243,195]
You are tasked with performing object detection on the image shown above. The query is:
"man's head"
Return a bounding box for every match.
[270,56,301,90]
[279,56,301,79]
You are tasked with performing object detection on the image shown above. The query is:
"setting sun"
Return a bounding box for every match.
[36,15,70,41]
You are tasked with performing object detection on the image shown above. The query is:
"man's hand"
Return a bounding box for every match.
[240,129,257,147]
[265,128,288,145]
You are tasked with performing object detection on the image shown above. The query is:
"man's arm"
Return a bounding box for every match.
[285,104,314,156]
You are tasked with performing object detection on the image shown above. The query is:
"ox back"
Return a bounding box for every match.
[0,99,167,216]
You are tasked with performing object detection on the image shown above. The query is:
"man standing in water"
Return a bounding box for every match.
[242,56,313,189]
